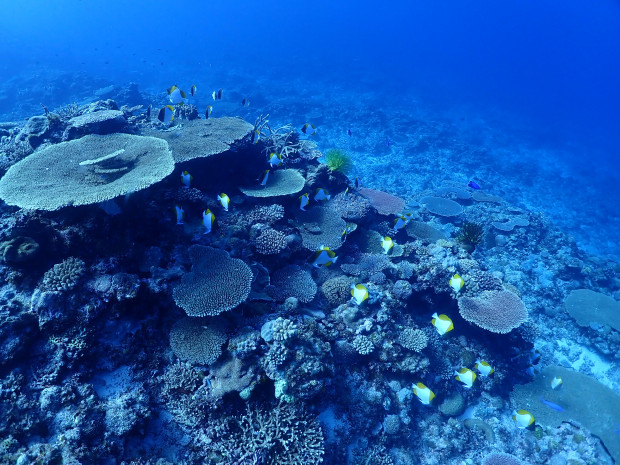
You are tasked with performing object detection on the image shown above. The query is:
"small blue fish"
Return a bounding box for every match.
[468,180,481,190]
[386,137,391,147]
[540,397,564,412]
[355,177,362,189]
[347,128,352,137]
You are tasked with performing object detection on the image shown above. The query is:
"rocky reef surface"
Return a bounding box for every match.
[0,98,618,465]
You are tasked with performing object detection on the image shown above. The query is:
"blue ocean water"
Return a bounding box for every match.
[1,1,620,464]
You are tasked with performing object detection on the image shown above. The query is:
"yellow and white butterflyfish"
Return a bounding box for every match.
[393,215,408,231]
[190,84,197,96]
[454,368,477,389]
[431,312,454,336]
[312,246,338,268]
[268,152,283,167]
[314,188,331,202]
[475,360,494,377]
[380,236,394,254]
[158,105,174,123]
[512,409,535,429]
[202,209,215,234]
[412,382,435,405]
[299,193,310,211]
[301,123,316,135]
[259,170,270,186]
[449,274,464,292]
[211,88,222,101]
[350,284,369,305]
[180,170,193,188]
[217,193,230,211]
[550,376,563,390]
[205,105,213,119]
[175,205,184,225]
[167,85,187,105]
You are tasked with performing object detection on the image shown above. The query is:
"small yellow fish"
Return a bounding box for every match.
[380,236,394,254]
[301,123,316,135]
[175,205,184,225]
[167,85,187,105]
[431,312,454,336]
[299,193,309,211]
[350,284,369,305]
[512,409,535,429]
[454,368,477,389]
[180,170,193,188]
[312,246,338,268]
[158,105,174,123]
[551,376,563,390]
[205,105,213,119]
[190,84,197,96]
[413,382,435,405]
[475,360,494,377]
[202,209,215,234]
[268,152,283,167]
[217,193,230,211]
[449,274,464,292]
[393,216,408,231]
[314,188,331,202]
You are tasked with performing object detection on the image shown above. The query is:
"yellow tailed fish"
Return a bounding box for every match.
[202,209,215,234]
[475,360,494,377]
[299,193,309,211]
[449,274,464,292]
[512,410,535,429]
[412,382,435,405]
[180,170,193,188]
[314,188,331,202]
[301,123,316,135]
[190,84,197,96]
[268,152,283,167]
[217,193,230,211]
[393,215,408,231]
[259,170,270,186]
[550,376,563,390]
[312,246,338,268]
[350,284,369,305]
[158,105,174,123]
[175,205,184,225]
[167,85,187,105]
[431,312,454,336]
[380,236,394,254]
[454,368,477,389]
[205,105,213,119]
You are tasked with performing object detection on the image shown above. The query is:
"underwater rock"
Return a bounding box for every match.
[63,109,128,140]
[564,289,620,332]
[16,115,50,149]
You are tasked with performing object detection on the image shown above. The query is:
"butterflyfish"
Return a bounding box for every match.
[350,284,369,305]
[241,98,250,107]
[475,360,494,377]
[205,105,213,119]
[431,312,454,336]
[180,170,193,188]
[202,209,215,234]
[259,170,270,186]
[157,105,174,123]
[380,236,394,254]
[175,205,184,225]
[217,193,230,211]
[550,376,563,390]
[167,85,186,105]
[190,84,197,96]
[299,193,309,211]
[449,274,464,292]
[393,216,408,231]
[268,152,283,167]
[413,382,435,405]
[314,188,331,202]
[301,123,316,135]
[512,410,535,429]
[312,246,338,268]
[454,368,477,389]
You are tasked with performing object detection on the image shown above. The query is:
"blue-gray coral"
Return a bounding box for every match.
[169,317,227,365]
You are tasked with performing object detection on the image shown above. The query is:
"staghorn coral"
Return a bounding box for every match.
[169,317,227,365]
[40,257,86,292]
[266,265,317,303]
[255,227,287,255]
[458,290,528,333]
[173,245,252,317]
[0,134,174,210]
[209,401,324,465]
